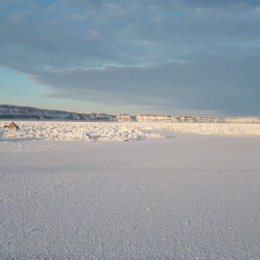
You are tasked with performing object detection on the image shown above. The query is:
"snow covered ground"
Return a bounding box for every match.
[0,122,260,259]
[0,121,260,143]
[0,121,164,142]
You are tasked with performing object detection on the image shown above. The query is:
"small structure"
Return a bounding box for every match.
[4,122,20,130]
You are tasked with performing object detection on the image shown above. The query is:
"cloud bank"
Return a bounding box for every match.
[0,0,260,115]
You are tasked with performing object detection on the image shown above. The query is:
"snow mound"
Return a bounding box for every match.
[0,121,260,143]
[0,121,163,142]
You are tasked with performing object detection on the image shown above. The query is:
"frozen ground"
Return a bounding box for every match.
[0,121,260,143]
[0,122,260,259]
[0,121,164,142]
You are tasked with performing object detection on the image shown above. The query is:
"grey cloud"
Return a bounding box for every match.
[180,0,260,8]
[34,48,260,115]
[0,0,260,115]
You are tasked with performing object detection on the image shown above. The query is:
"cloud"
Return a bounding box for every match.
[180,0,260,8]
[0,0,260,115]
[34,48,260,115]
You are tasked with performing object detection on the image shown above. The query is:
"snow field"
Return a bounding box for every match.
[0,121,260,143]
[0,135,260,259]
[0,121,163,142]
[142,122,260,136]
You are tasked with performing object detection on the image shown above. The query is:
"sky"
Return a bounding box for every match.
[0,0,260,116]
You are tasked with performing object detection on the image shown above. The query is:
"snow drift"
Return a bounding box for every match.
[0,121,260,143]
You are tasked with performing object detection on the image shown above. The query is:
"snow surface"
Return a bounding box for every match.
[0,121,164,142]
[0,123,260,259]
[0,121,260,143]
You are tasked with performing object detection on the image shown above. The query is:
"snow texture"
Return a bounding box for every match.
[0,121,260,143]
[0,121,164,142]
[0,134,260,259]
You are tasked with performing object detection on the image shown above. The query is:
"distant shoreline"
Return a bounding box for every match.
[1,104,260,123]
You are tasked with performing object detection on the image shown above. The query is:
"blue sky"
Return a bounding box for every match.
[0,0,260,115]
